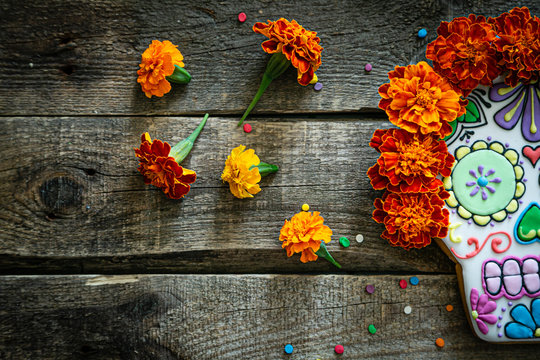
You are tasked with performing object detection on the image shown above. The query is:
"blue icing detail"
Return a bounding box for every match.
[477,176,489,187]
[504,299,540,339]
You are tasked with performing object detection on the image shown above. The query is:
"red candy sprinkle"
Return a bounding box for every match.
[334,344,344,354]
[238,12,247,23]
[399,279,407,289]
[243,123,252,133]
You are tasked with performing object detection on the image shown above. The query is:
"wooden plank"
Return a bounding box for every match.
[0,274,533,359]
[2,0,537,115]
[0,115,454,273]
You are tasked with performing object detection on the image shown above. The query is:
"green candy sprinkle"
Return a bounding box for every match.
[339,237,350,248]
[368,324,377,334]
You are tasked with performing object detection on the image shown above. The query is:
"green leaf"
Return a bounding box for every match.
[253,162,279,177]
[166,64,191,84]
[169,113,209,163]
[315,242,342,269]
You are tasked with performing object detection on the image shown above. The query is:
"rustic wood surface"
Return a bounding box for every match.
[2,274,538,360]
[2,0,540,358]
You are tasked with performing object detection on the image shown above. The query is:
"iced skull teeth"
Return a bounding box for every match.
[483,256,540,299]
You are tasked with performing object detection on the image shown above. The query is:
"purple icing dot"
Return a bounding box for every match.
[502,307,506,312]
[520,160,524,164]
[523,178,528,182]
[498,315,503,320]
[508,215,512,219]
[468,219,472,224]
[314,82,323,91]
[487,136,492,141]
[505,143,509,147]
[452,209,456,214]
[498,333,503,338]
[519,200,523,204]
[497,323,502,328]
[508,302,513,306]
[490,222,495,227]
[466,139,470,143]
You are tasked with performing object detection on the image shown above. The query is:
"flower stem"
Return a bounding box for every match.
[254,162,279,177]
[166,64,192,84]
[170,113,209,163]
[238,53,291,126]
[315,242,342,269]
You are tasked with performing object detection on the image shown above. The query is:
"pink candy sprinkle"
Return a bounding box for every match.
[366,284,375,294]
[334,344,344,354]
[243,123,252,133]
[238,12,247,22]
[365,63,372,72]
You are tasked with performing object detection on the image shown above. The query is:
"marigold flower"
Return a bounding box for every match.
[221,145,278,199]
[372,189,450,250]
[426,14,501,97]
[238,18,323,126]
[137,40,191,98]
[134,114,208,199]
[279,211,336,264]
[254,18,323,86]
[367,128,455,193]
[490,7,540,87]
[378,61,467,139]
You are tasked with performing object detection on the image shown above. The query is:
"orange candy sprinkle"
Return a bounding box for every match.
[435,338,445,348]
[446,305,454,312]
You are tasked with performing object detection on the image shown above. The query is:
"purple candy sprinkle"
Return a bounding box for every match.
[523,178,528,182]
[498,333,503,338]
[314,82,323,91]
[508,215,512,219]
[505,143,509,147]
[502,307,506,312]
[508,302,513,306]
[497,323,502,328]
[466,139,470,143]
[468,220,472,224]
[498,315,503,320]
[520,160,524,164]
[487,136,492,141]
[490,222,495,227]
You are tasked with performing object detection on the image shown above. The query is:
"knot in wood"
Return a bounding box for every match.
[39,176,83,214]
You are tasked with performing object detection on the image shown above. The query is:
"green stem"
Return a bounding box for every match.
[315,242,342,269]
[252,162,279,177]
[166,64,192,84]
[238,53,291,127]
[169,113,209,163]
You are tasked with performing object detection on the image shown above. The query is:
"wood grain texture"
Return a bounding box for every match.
[0,115,456,274]
[1,0,538,115]
[1,274,537,359]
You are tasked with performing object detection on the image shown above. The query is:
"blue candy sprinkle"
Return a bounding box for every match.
[284,344,293,354]
[418,28,427,38]
[410,276,419,286]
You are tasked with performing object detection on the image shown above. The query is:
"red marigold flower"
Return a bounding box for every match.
[426,14,502,97]
[379,61,467,139]
[490,7,540,87]
[367,128,455,193]
[253,18,323,86]
[372,189,450,250]
[134,132,196,199]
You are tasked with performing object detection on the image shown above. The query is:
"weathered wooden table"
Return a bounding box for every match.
[1,1,539,358]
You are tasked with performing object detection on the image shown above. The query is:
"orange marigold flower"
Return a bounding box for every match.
[490,7,540,87]
[134,132,196,199]
[137,40,185,98]
[367,128,455,193]
[378,61,467,139]
[253,18,323,86]
[373,190,450,250]
[279,211,332,263]
[426,14,501,97]
[221,145,262,199]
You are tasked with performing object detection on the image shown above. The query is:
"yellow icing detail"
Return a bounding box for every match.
[471,310,479,320]
[473,215,491,225]
[472,141,487,151]
[514,165,524,180]
[458,206,472,219]
[455,146,471,160]
[498,85,516,96]
[519,226,537,241]
[443,177,452,190]
[535,328,540,338]
[448,223,463,243]
[531,87,537,134]
[504,91,525,122]
[446,192,458,207]
[515,183,525,198]
[492,210,507,221]
[506,199,518,213]
[505,150,519,165]
[489,142,504,154]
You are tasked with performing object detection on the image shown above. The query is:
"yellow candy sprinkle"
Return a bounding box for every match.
[302,203,310,211]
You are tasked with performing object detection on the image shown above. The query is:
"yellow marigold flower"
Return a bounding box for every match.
[279,211,341,268]
[221,145,278,199]
[137,40,191,98]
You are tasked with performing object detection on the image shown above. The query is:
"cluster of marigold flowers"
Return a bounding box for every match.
[369,7,540,250]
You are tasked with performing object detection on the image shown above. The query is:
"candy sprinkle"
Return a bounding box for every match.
[334,344,344,354]
[339,236,350,248]
[435,338,445,348]
[399,279,407,289]
[238,12,247,23]
[314,82,323,91]
[409,276,419,286]
[366,284,375,294]
[355,234,364,243]
[301,203,309,211]
[368,324,377,334]
[364,63,372,72]
[243,123,252,133]
[404,305,412,314]
[418,28,427,38]
[284,344,293,354]
[446,304,454,312]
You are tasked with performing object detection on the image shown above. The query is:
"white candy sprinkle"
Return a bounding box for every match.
[404,305,412,314]
[355,234,364,243]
